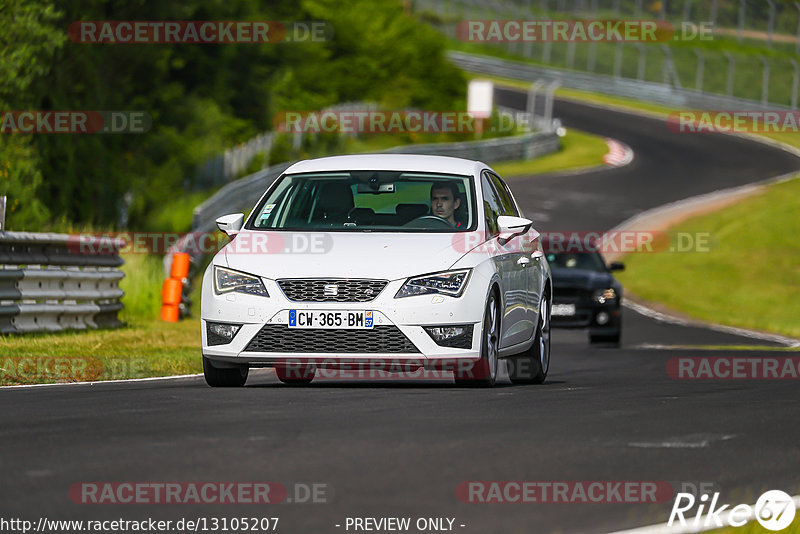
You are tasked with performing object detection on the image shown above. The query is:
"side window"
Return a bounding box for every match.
[481,173,502,236]
[488,172,520,217]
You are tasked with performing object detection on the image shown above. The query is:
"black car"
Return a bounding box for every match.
[544,249,625,345]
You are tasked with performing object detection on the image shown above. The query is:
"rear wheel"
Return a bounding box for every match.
[275,364,316,385]
[454,293,499,388]
[508,291,550,385]
[203,356,248,387]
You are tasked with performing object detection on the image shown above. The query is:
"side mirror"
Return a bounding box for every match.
[608,261,625,272]
[216,213,244,237]
[496,215,533,246]
[497,215,532,234]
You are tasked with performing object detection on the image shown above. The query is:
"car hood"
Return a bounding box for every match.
[221,230,472,280]
[551,268,616,290]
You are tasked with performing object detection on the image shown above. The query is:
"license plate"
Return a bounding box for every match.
[551,304,576,317]
[288,310,373,329]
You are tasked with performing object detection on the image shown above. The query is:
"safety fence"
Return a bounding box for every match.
[420,0,800,109]
[0,232,126,334]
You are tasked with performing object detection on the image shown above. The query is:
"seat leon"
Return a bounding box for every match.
[201,154,552,387]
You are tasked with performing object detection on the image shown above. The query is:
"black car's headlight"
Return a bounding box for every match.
[214,266,269,297]
[395,269,471,299]
[592,288,617,304]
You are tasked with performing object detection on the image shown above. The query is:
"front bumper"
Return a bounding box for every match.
[201,268,487,367]
[550,300,621,331]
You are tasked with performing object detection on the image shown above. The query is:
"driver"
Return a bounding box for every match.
[430,182,462,227]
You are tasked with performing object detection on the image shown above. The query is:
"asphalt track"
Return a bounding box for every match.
[2,94,800,534]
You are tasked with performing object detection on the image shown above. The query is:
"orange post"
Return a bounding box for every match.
[170,252,191,279]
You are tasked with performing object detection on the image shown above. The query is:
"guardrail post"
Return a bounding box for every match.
[682,0,692,21]
[544,80,560,132]
[710,0,718,29]
[527,81,544,132]
[542,40,552,64]
[0,196,6,233]
[766,0,776,48]
[636,44,646,81]
[693,48,704,92]
[795,2,800,55]
[760,55,770,106]
[566,40,576,70]
[737,0,745,43]
[613,43,623,79]
[791,59,799,110]
[661,44,681,89]
[724,51,736,96]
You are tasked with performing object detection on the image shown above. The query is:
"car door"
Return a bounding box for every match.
[480,171,529,348]
[487,171,542,341]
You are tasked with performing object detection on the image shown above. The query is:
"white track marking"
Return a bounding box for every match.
[1,373,204,390]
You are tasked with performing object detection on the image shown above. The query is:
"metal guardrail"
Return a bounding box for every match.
[448,50,791,111]
[0,232,126,334]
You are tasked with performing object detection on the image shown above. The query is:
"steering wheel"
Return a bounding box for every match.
[404,215,454,228]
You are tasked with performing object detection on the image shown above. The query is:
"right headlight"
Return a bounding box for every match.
[214,266,269,297]
[592,288,617,304]
[395,269,471,299]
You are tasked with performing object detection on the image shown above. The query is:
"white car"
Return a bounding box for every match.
[200,154,552,387]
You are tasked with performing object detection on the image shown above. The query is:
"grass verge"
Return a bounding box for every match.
[493,128,608,177]
[616,176,800,340]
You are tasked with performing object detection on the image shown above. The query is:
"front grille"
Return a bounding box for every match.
[277,279,388,302]
[553,287,590,301]
[244,324,419,353]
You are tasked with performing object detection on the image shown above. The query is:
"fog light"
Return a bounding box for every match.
[424,325,474,349]
[207,322,242,345]
[596,312,610,325]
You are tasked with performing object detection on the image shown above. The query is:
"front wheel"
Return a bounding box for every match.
[454,293,499,388]
[203,356,248,387]
[508,292,550,385]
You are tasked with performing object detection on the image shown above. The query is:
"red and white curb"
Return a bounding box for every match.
[603,138,634,167]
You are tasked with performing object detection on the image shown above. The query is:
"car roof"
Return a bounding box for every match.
[284,154,487,176]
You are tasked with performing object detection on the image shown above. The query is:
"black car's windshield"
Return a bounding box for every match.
[546,251,608,272]
[247,171,476,232]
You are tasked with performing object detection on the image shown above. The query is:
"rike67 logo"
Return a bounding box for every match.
[669,490,796,531]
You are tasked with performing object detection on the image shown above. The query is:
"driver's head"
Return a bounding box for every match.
[430,182,461,225]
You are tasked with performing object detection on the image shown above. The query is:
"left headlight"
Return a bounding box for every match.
[592,288,617,304]
[395,269,471,299]
[214,266,269,297]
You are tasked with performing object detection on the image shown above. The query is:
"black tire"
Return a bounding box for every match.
[508,291,550,385]
[454,292,499,388]
[275,364,316,385]
[589,331,621,346]
[203,356,248,387]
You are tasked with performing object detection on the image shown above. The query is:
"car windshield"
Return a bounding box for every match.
[546,251,608,272]
[247,171,476,232]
